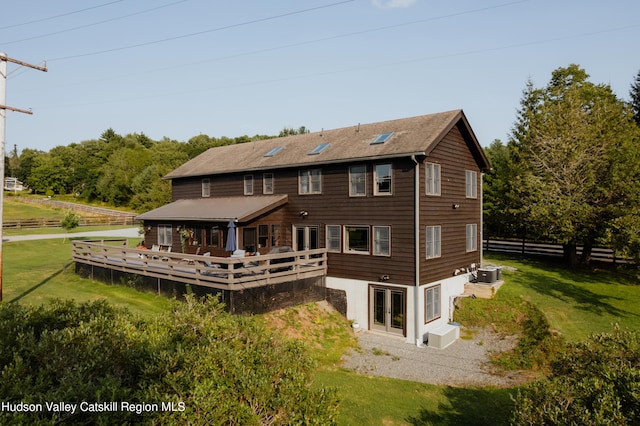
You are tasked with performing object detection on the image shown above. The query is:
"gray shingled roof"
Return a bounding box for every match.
[165,109,488,179]
[136,195,288,223]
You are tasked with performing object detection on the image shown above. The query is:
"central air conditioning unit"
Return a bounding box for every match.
[477,267,502,283]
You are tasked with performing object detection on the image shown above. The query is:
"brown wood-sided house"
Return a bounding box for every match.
[137,109,490,346]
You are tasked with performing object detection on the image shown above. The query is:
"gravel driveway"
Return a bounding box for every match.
[341,328,524,387]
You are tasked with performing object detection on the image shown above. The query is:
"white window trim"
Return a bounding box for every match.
[326,225,341,253]
[426,225,441,259]
[244,175,254,195]
[425,163,441,196]
[201,178,210,198]
[349,165,366,197]
[466,170,478,199]
[158,224,172,246]
[263,173,274,194]
[466,223,478,252]
[373,226,391,257]
[374,163,393,196]
[425,284,442,323]
[299,169,322,195]
[343,225,370,255]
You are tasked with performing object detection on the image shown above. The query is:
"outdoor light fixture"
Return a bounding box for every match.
[299,210,309,217]
[380,275,390,282]
[452,203,460,209]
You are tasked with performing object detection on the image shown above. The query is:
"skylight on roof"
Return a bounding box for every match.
[308,143,330,155]
[264,146,284,157]
[371,132,394,144]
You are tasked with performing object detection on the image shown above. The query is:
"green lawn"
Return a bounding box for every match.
[2,237,170,316]
[481,254,640,342]
[314,369,513,426]
[3,197,65,219]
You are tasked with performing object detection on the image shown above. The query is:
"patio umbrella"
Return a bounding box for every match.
[225,220,237,252]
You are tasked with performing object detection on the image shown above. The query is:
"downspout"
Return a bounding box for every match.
[480,172,484,267]
[411,155,421,346]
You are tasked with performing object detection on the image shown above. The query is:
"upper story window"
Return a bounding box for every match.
[374,163,392,195]
[426,225,441,259]
[466,224,478,252]
[425,163,441,196]
[201,178,210,198]
[466,170,478,198]
[349,165,366,196]
[263,173,274,194]
[299,169,322,194]
[244,175,254,195]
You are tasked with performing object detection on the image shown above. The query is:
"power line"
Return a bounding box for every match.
[2,0,191,46]
[47,0,355,62]
[0,0,124,30]
[20,0,526,86]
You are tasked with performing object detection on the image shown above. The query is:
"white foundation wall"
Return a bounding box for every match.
[418,274,470,345]
[326,273,471,346]
[325,276,417,344]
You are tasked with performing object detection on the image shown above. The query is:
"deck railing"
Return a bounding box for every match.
[72,240,327,290]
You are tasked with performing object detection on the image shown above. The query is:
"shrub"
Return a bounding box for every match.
[0,297,338,425]
[511,327,640,425]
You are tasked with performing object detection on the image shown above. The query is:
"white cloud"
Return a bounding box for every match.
[372,0,417,9]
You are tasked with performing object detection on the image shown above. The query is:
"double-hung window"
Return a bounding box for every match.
[425,163,441,196]
[466,170,477,198]
[373,226,391,256]
[326,225,341,252]
[202,178,210,198]
[374,164,392,195]
[263,173,274,194]
[426,225,441,259]
[244,175,254,195]
[158,224,172,246]
[466,224,478,252]
[349,165,366,196]
[425,285,441,323]
[299,169,322,194]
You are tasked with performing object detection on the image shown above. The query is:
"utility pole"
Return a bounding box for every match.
[0,53,47,301]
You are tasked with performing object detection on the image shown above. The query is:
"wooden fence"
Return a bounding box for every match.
[5,196,138,228]
[72,240,328,291]
[4,216,136,229]
[484,239,633,264]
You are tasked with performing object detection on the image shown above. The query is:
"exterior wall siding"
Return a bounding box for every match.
[170,158,418,285]
[419,124,482,284]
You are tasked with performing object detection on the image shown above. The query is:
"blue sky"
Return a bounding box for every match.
[2,0,639,152]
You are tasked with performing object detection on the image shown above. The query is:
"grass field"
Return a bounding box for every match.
[3,197,65,219]
[2,218,639,425]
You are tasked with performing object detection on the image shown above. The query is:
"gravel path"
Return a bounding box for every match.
[341,328,525,387]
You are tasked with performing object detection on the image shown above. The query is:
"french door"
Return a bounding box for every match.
[294,225,319,251]
[370,285,405,335]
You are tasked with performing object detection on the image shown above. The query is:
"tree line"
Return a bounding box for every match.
[6,126,310,213]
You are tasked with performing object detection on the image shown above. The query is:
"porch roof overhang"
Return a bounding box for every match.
[136,194,288,223]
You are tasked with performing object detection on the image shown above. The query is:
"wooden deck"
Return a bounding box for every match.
[72,240,327,291]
